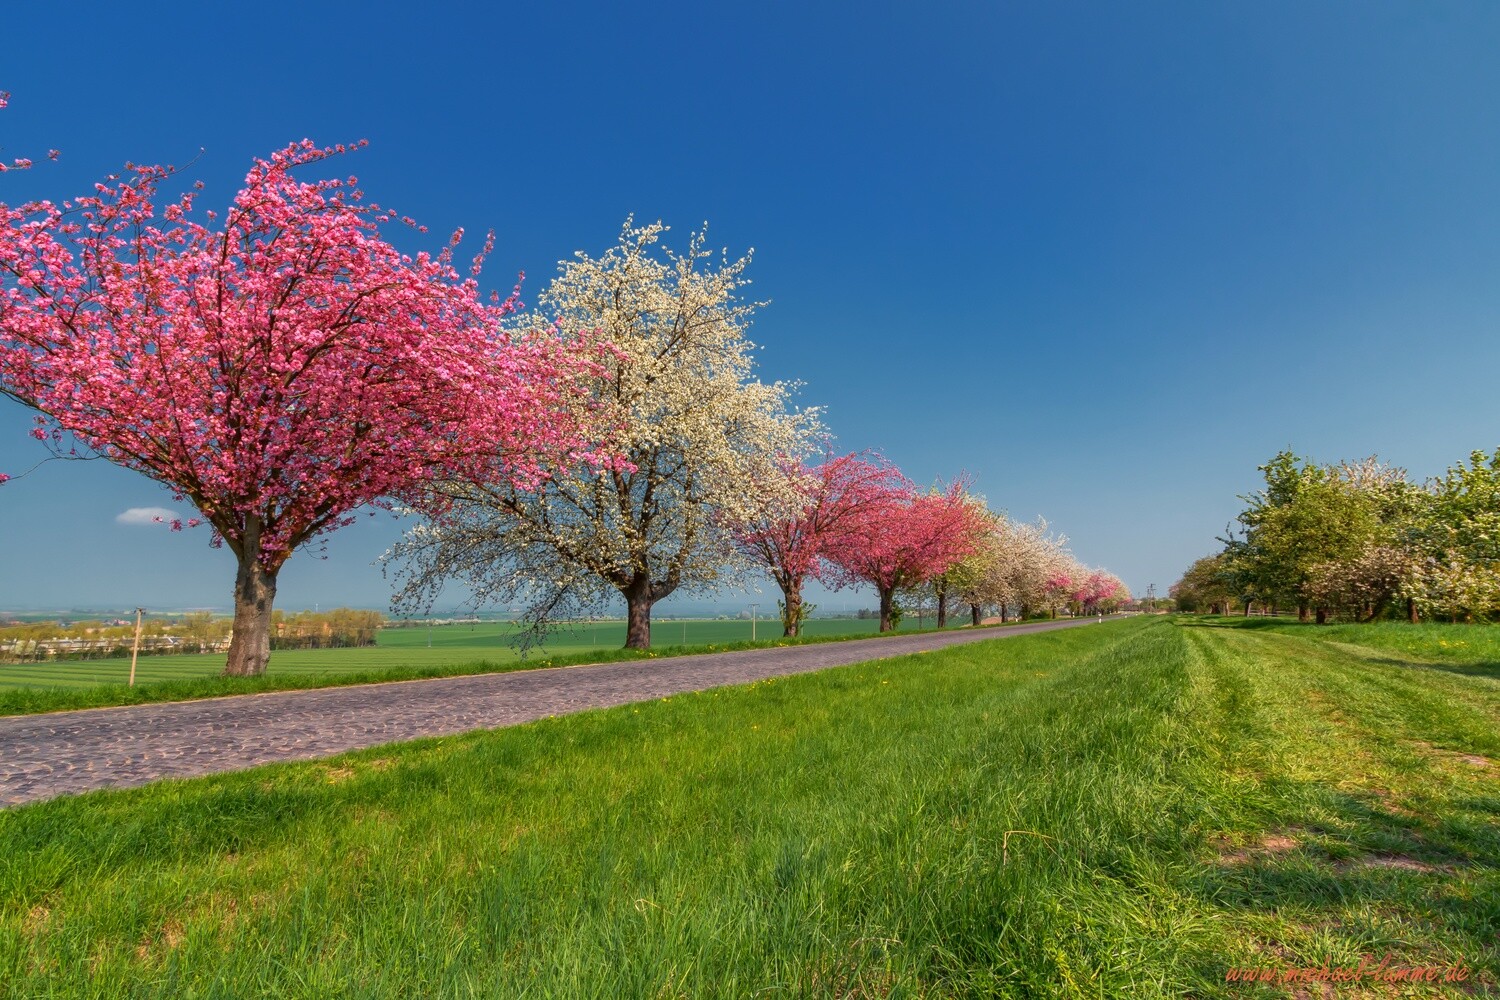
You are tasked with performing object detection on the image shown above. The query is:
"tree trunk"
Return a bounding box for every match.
[878,587,896,632]
[1298,602,1310,623]
[1407,597,1419,624]
[624,578,654,649]
[1315,607,1327,625]
[936,589,948,629]
[625,597,653,649]
[971,603,983,626]
[1000,605,1009,623]
[222,556,279,677]
[1243,601,1252,617]
[781,582,803,637]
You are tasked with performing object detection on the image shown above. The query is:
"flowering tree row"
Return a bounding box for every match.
[733,458,985,634]
[933,514,1127,625]
[734,460,1128,636]
[1176,448,1500,623]
[385,220,821,651]
[2,105,1128,671]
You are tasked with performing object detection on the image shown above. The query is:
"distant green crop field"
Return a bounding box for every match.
[0,617,914,692]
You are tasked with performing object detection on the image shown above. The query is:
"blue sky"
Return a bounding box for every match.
[3,2,1500,614]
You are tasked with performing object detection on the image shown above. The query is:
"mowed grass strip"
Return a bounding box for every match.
[1,617,1496,997]
[1216,614,1500,677]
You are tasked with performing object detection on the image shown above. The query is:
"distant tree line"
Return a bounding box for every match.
[0,609,384,662]
[1173,449,1500,623]
[269,609,384,650]
[0,614,222,663]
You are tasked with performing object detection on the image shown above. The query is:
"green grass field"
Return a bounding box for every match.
[1219,615,1500,673]
[1,616,1495,997]
[0,617,990,718]
[0,617,906,691]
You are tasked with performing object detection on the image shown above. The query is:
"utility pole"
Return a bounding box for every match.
[128,608,144,687]
[1146,583,1156,615]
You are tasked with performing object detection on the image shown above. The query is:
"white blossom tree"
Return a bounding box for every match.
[1410,550,1500,623]
[946,514,1072,623]
[388,220,820,649]
[946,509,1009,626]
[1305,544,1421,622]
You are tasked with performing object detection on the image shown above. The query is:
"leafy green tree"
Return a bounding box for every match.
[1429,449,1500,563]
[1170,553,1237,614]
[1409,449,1500,622]
[1230,452,1398,622]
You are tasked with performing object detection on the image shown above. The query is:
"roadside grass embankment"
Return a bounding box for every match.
[1,616,1494,996]
[0,617,998,718]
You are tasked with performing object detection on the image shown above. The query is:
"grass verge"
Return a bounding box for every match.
[1198,614,1500,676]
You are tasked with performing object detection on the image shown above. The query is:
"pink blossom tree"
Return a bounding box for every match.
[736,451,912,636]
[924,488,996,628]
[827,481,983,632]
[1045,563,1125,617]
[1078,570,1124,614]
[0,140,602,676]
[1045,565,1084,618]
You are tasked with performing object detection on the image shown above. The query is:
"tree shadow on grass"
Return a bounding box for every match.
[1330,650,1500,682]
[1169,617,1293,632]
[1179,786,1500,988]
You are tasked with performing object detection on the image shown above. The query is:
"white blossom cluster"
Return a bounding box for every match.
[387,220,820,645]
[939,513,1080,618]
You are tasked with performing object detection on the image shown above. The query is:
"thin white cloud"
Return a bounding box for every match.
[115,506,178,526]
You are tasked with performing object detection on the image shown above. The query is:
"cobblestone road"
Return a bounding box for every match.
[0,618,1098,806]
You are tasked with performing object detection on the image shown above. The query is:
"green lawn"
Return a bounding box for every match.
[1,616,1495,996]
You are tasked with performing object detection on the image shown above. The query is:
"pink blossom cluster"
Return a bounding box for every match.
[736,456,988,631]
[0,139,606,572]
[1053,568,1124,614]
[736,451,913,588]
[824,479,986,597]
